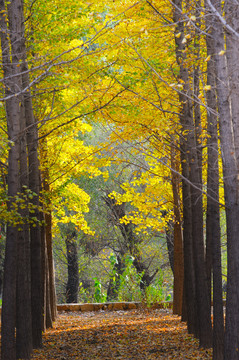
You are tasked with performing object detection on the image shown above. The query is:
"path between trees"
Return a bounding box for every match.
[32,308,212,359]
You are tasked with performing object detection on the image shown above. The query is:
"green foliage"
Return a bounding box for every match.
[144,270,171,307]
[0,187,44,228]
[117,255,143,302]
[93,278,107,303]
[78,282,91,303]
[108,253,118,284]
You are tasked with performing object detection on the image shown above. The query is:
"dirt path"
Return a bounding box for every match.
[32,309,212,359]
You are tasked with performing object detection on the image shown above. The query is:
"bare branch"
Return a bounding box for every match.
[206,0,239,38]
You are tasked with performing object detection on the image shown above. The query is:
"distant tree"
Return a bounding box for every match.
[65,229,79,303]
[104,194,159,293]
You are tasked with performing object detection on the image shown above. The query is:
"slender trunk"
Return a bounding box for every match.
[173,0,212,347]
[40,214,47,332]
[0,224,5,297]
[189,134,212,348]
[40,210,53,329]
[0,0,22,358]
[66,230,79,303]
[165,219,174,273]
[16,101,32,359]
[173,0,197,336]
[21,34,43,352]
[214,2,239,359]
[171,147,184,316]
[45,245,53,329]
[45,199,57,321]
[181,153,197,335]
[20,14,44,345]
[39,142,57,327]
[207,0,239,358]
[190,1,212,348]
[205,6,224,358]
[193,0,202,183]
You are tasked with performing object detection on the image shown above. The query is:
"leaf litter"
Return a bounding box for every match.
[32,308,212,359]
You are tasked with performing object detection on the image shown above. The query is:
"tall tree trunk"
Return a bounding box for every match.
[205,5,224,358]
[22,40,43,351]
[173,0,212,347]
[193,0,202,183]
[189,127,212,348]
[40,213,53,330]
[173,0,197,337]
[208,1,239,358]
[0,0,27,358]
[39,143,57,327]
[0,0,47,356]
[190,1,212,348]
[40,215,47,332]
[171,147,184,316]
[181,151,197,335]
[44,185,57,321]
[16,102,32,359]
[206,1,239,358]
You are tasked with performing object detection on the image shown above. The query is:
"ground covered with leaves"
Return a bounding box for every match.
[32,309,212,359]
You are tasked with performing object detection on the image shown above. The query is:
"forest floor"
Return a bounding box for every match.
[32,308,213,359]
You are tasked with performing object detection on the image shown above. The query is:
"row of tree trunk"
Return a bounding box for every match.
[171,1,239,359]
[0,1,56,359]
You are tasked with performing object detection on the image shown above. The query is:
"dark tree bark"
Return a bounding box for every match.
[40,148,57,328]
[181,143,197,336]
[171,147,184,316]
[165,219,174,273]
[0,0,29,358]
[0,223,5,297]
[205,5,224,359]
[40,212,53,330]
[40,215,47,332]
[193,0,202,183]
[66,230,79,303]
[173,0,197,337]
[223,5,239,356]
[173,0,212,347]
[207,1,239,358]
[0,0,54,356]
[16,101,32,359]
[22,37,43,351]
[45,210,57,320]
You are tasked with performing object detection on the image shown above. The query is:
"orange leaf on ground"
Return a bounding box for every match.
[32,308,212,359]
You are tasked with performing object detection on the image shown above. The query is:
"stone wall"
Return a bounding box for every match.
[57,301,173,312]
